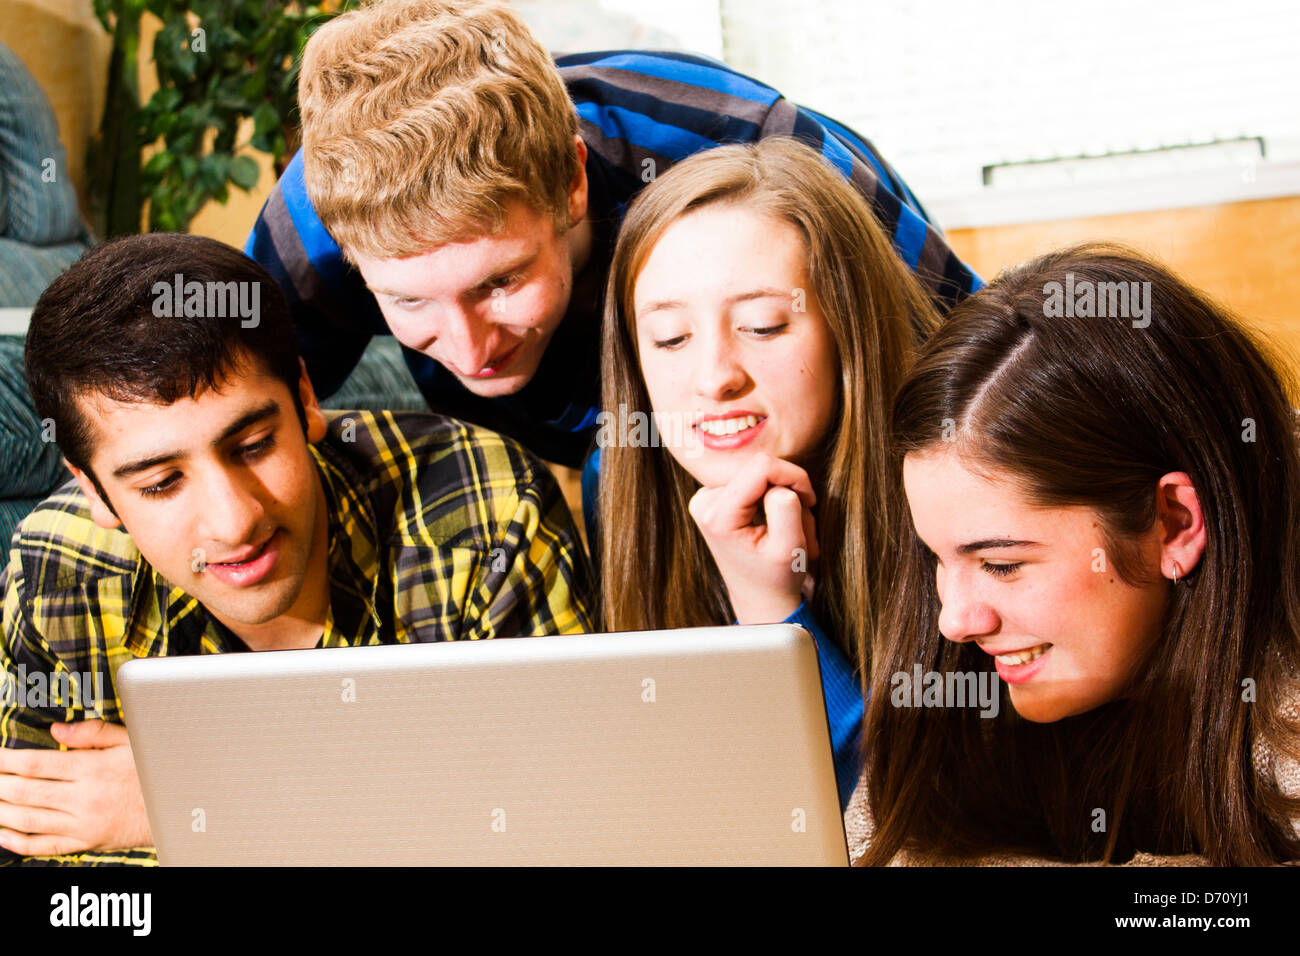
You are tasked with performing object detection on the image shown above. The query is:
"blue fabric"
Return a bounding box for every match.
[275,149,353,299]
[0,495,41,556]
[0,335,66,499]
[245,49,981,468]
[573,51,779,103]
[0,236,89,309]
[0,42,85,246]
[580,444,601,561]
[322,336,428,412]
[575,101,726,159]
[782,601,863,809]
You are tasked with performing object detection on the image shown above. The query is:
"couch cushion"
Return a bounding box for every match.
[0,335,66,498]
[0,235,88,308]
[325,336,428,412]
[0,41,86,245]
[0,495,44,554]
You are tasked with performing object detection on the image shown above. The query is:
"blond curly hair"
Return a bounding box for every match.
[299,0,580,262]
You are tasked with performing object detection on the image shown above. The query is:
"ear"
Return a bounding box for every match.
[64,461,123,530]
[567,134,589,225]
[1154,471,1207,581]
[297,358,329,445]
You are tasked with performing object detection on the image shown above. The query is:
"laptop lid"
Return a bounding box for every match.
[116,624,849,866]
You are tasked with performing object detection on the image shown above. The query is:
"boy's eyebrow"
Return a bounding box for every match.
[366,249,539,299]
[637,287,791,319]
[956,538,1044,555]
[469,250,537,290]
[111,401,281,479]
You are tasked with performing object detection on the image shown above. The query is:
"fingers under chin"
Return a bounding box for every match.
[799,508,821,561]
[691,487,756,533]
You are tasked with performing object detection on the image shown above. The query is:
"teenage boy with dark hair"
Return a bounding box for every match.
[0,233,594,865]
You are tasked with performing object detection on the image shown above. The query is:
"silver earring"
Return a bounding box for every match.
[1172,560,1183,585]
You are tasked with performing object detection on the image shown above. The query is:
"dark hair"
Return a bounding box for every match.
[863,242,1300,866]
[25,233,305,505]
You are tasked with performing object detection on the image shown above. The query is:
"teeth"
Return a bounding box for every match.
[995,644,1050,666]
[699,415,760,436]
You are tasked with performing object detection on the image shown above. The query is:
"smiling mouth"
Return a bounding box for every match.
[992,643,1052,666]
[696,414,766,436]
[467,343,521,378]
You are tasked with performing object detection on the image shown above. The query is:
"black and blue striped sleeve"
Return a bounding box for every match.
[243,150,386,401]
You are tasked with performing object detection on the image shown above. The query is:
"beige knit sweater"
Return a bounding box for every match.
[844,691,1300,866]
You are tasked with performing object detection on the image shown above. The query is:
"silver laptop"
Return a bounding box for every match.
[116,624,849,866]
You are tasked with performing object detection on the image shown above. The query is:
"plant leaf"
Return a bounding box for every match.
[229,154,260,190]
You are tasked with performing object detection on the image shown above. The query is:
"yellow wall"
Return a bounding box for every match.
[946,196,1300,381]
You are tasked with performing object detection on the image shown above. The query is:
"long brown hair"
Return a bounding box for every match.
[599,137,942,667]
[863,243,1300,865]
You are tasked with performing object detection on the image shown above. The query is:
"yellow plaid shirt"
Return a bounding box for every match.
[0,409,595,866]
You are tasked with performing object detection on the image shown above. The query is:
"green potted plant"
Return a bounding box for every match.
[88,0,357,236]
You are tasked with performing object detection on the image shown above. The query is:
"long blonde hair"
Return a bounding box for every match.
[599,137,941,672]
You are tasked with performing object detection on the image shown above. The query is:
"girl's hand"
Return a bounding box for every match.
[687,453,820,625]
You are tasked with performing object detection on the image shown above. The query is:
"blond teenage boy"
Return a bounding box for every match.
[246,0,980,468]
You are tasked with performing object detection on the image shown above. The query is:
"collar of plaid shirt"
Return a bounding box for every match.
[119,437,385,657]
